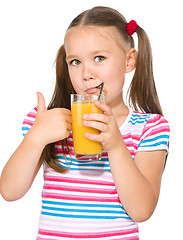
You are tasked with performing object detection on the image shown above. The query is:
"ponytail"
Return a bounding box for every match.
[41,45,75,172]
[128,26,163,115]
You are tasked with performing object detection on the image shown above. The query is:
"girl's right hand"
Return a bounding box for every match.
[28,92,72,147]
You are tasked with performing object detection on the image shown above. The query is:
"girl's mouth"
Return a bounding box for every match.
[86,87,100,94]
[86,83,103,94]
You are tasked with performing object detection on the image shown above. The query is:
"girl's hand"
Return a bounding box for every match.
[83,100,123,153]
[28,92,72,147]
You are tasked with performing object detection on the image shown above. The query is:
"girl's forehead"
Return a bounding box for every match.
[65,26,116,41]
[64,25,128,52]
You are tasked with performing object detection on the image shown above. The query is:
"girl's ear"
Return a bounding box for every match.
[125,48,137,73]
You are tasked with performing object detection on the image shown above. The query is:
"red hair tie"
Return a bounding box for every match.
[127,20,138,35]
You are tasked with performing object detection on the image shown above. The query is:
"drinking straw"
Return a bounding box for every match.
[98,82,104,100]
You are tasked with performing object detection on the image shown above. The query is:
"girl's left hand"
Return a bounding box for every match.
[82,100,123,153]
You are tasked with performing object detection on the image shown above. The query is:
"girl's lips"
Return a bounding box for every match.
[86,83,103,94]
[86,87,100,94]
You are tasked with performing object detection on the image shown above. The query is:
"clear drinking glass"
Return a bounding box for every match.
[71,94,105,161]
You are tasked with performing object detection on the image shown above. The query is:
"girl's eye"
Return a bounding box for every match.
[95,56,106,63]
[70,59,81,66]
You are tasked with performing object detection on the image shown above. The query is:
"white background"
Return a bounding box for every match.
[0,0,182,239]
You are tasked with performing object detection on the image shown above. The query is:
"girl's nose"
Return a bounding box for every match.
[82,64,95,81]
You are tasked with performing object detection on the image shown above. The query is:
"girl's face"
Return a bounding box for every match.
[64,26,129,107]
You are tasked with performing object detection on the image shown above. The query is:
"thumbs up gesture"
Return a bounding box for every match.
[37,92,47,113]
[29,92,72,147]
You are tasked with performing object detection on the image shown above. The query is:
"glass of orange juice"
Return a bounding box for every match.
[71,94,105,161]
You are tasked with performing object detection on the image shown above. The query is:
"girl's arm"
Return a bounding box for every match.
[108,143,166,222]
[0,130,45,201]
[83,100,168,222]
[0,92,71,201]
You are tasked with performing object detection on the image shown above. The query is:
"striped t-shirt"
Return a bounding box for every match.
[22,107,170,240]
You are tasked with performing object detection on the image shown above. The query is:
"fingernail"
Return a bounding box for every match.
[83,114,88,119]
[83,120,88,125]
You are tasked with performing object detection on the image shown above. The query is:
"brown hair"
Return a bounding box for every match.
[42,6,163,172]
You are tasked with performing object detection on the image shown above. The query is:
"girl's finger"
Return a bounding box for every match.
[61,108,72,115]
[94,101,112,115]
[67,123,72,131]
[84,132,101,142]
[65,115,72,123]
[83,120,107,132]
[83,113,108,124]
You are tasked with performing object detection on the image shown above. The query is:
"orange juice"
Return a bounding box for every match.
[71,100,103,155]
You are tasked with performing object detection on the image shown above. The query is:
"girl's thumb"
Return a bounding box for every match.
[36,92,46,113]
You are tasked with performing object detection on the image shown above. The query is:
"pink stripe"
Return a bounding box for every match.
[42,192,120,202]
[55,148,73,155]
[44,176,115,186]
[123,133,140,141]
[55,147,108,156]
[38,227,138,238]
[27,112,36,118]
[37,236,139,240]
[23,119,34,126]
[102,152,108,157]
[55,141,74,149]
[150,125,170,133]
[43,184,117,194]
[145,114,161,124]
[112,237,138,240]
[122,133,132,139]
[129,150,135,156]
[144,117,169,131]
[67,141,74,147]
[143,126,170,137]
[125,141,138,148]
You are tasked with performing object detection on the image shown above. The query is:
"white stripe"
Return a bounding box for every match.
[42,197,121,207]
[39,218,137,232]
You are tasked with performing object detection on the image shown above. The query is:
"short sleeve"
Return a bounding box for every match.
[137,114,170,152]
[22,107,37,137]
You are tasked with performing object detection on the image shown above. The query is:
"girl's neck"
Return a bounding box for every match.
[113,105,129,128]
[109,95,129,128]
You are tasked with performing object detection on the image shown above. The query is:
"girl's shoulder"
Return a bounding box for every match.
[121,109,170,153]
[127,109,170,129]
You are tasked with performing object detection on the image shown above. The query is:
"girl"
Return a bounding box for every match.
[0,6,170,240]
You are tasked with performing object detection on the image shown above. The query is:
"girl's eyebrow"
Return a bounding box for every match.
[91,50,110,55]
[66,50,110,62]
[66,55,78,62]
